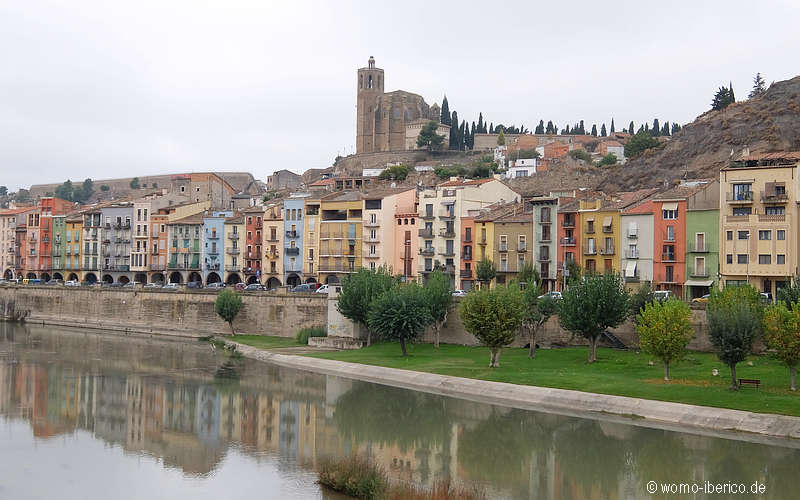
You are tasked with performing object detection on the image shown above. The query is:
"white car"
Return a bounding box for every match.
[653,290,674,302]
[64,280,80,287]
[452,289,467,297]
[315,284,329,294]
[538,291,562,301]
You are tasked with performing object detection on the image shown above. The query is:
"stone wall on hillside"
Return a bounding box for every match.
[0,287,327,338]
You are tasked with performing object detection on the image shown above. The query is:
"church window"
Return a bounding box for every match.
[359,75,363,89]
[368,75,373,89]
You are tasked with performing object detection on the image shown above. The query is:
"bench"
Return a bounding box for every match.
[738,378,760,389]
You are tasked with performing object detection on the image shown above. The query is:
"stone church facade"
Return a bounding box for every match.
[356,56,449,154]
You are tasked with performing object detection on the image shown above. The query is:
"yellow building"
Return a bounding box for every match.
[303,196,321,283]
[474,203,533,286]
[318,192,363,285]
[224,214,245,285]
[64,214,82,281]
[719,153,799,297]
[262,201,284,289]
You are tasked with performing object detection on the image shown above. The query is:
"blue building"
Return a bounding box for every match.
[202,211,232,285]
[283,196,307,287]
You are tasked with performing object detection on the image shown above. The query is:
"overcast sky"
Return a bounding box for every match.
[1,0,798,191]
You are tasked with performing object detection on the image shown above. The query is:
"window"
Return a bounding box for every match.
[541,225,551,241]
[425,258,432,272]
[777,254,786,265]
[738,231,749,240]
[695,233,705,252]
[758,254,771,265]
[726,254,733,264]
[732,207,752,216]
[777,230,785,240]
[662,209,678,220]
[759,230,771,240]
[586,220,595,233]
[465,227,472,242]
[665,265,674,282]
[726,231,733,240]
[397,218,402,225]
[765,206,785,215]
[737,254,748,264]
[732,183,752,200]
[666,226,675,241]
[500,235,507,251]
[695,257,706,275]
[518,235,526,249]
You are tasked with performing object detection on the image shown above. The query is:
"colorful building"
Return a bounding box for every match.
[531,197,558,291]
[301,197,319,285]
[64,213,83,281]
[243,206,265,284]
[82,208,103,283]
[318,192,363,285]
[1,207,35,280]
[224,214,245,285]
[283,196,307,287]
[457,215,474,290]
[263,201,284,289]
[50,214,67,281]
[167,213,204,285]
[475,203,532,286]
[362,188,416,273]
[202,211,231,285]
[620,206,655,288]
[556,199,580,291]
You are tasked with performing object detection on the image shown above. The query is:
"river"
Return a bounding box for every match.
[0,322,798,499]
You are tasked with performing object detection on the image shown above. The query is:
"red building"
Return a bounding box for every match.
[556,199,580,291]
[23,197,72,280]
[243,206,264,284]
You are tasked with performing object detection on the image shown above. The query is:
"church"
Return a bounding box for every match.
[356,56,450,154]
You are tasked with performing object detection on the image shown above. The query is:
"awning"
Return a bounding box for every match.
[684,279,713,287]
[602,216,612,227]
[625,261,637,277]
[662,202,678,211]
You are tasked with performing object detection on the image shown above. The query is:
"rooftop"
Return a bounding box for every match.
[437,178,496,188]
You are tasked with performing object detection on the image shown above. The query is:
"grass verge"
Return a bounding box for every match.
[306,343,800,417]
[229,335,301,350]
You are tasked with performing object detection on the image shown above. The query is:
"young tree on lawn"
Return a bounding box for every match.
[763,302,800,390]
[215,289,243,336]
[628,282,655,319]
[635,299,694,380]
[475,257,496,289]
[558,273,629,363]
[423,270,453,349]
[367,284,431,356]
[706,285,763,390]
[337,266,397,346]
[522,283,557,358]
[460,285,526,367]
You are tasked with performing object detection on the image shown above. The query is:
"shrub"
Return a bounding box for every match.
[318,455,388,500]
[296,326,327,345]
[378,164,410,181]
[568,149,592,163]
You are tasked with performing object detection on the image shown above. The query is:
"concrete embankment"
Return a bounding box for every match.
[230,341,800,443]
[0,286,327,338]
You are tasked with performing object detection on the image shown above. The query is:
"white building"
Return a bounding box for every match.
[505,158,538,178]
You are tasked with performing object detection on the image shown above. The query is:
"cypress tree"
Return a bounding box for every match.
[590,124,598,136]
[449,111,459,149]
[729,81,735,102]
[535,120,545,134]
[579,120,585,135]
[477,113,484,134]
[563,124,570,135]
[671,122,681,134]
[489,123,494,134]
[749,73,766,98]
[629,121,635,135]
[440,96,451,126]
[600,123,607,136]
[459,121,466,150]
[545,121,554,134]
[469,122,476,149]
[610,118,615,133]
[661,121,670,136]
[652,118,660,136]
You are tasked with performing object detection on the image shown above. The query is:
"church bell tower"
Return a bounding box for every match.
[356,56,385,154]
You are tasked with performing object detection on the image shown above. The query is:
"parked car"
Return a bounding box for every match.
[0,279,9,286]
[315,284,329,294]
[143,282,162,289]
[206,282,226,290]
[452,289,467,297]
[538,291,562,301]
[27,279,43,285]
[109,282,125,288]
[186,281,203,289]
[244,283,264,291]
[233,283,247,291]
[691,293,711,304]
[64,280,80,287]
[290,284,313,293]
[653,290,674,302]
[760,292,773,304]
[163,283,181,291]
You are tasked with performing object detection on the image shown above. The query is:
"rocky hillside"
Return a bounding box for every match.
[598,75,800,192]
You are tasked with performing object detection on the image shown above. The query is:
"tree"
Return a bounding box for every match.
[215,289,243,336]
[558,273,630,363]
[15,189,31,202]
[635,299,693,380]
[337,266,397,346]
[100,184,110,192]
[489,123,494,134]
[417,121,445,151]
[777,277,800,305]
[440,96,451,126]
[535,120,545,134]
[475,258,496,288]
[367,283,431,356]
[628,282,655,318]
[449,111,459,149]
[628,121,634,136]
[597,153,618,166]
[521,275,557,358]
[460,285,526,367]
[130,177,140,189]
[711,85,735,111]
[76,178,94,202]
[497,130,505,146]
[477,112,484,133]
[600,123,607,137]
[706,285,763,390]
[378,164,409,181]
[625,131,659,158]
[545,120,554,134]
[55,180,74,201]
[749,73,766,99]
[610,118,615,133]
[0,186,7,197]
[762,302,800,390]
[590,124,597,136]
[671,123,681,135]
[651,118,660,137]
[568,149,592,163]
[661,121,670,136]
[423,270,454,349]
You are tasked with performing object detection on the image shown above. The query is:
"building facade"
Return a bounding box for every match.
[283,196,307,287]
[100,204,134,284]
[167,214,204,285]
[531,198,558,290]
[243,206,264,284]
[224,215,244,285]
[318,192,362,285]
[262,202,284,289]
[64,214,82,281]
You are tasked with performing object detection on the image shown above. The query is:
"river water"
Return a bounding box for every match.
[0,323,798,499]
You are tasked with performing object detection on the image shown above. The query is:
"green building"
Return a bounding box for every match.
[685,206,719,301]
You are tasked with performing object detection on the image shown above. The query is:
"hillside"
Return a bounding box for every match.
[597,75,800,192]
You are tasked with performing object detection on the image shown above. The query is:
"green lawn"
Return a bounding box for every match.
[307,343,800,417]
[232,335,302,349]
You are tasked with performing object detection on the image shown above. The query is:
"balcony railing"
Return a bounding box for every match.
[228,233,240,240]
[561,237,576,247]
[439,214,455,221]
[583,245,597,255]
[266,251,280,260]
[761,191,789,203]
[418,229,433,238]
[625,249,640,259]
[365,236,380,243]
[265,235,279,242]
[726,191,754,203]
[759,214,786,222]
[688,266,709,278]
[599,244,615,255]
[661,252,677,262]
[226,248,240,255]
[562,219,575,228]
[285,230,298,238]
[460,269,472,278]
[225,265,240,272]
[439,229,456,238]
[440,250,455,257]
[285,247,300,255]
[421,248,435,256]
[150,264,165,271]
[461,253,472,260]
[538,253,551,262]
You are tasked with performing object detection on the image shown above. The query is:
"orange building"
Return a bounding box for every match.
[394,211,418,281]
[242,206,264,284]
[556,199,580,290]
[459,216,475,290]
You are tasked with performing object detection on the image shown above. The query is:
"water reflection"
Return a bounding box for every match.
[1,322,799,499]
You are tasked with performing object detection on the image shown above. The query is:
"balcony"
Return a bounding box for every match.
[461,253,472,261]
[460,269,472,278]
[498,244,508,253]
[265,235,279,242]
[439,229,456,238]
[266,251,280,260]
[113,222,131,230]
[725,191,753,203]
[725,215,751,223]
[226,248,240,255]
[285,247,300,256]
[661,252,677,262]
[562,219,576,228]
[228,233,240,240]
[440,250,456,257]
[150,264,165,271]
[657,272,678,284]
[759,214,786,223]
[364,220,380,228]
[208,234,220,240]
[365,236,380,243]
[363,253,380,259]
[167,262,186,270]
[41,236,50,243]
[561,237,576,247]
[421,212,435,220]
[285,230,298,238]
[688,266,709,278]
[627,230,638,239]
[421,247,435,256]
[761,191,789,204]
[225,265,240,272]
[439,213,455,221]
[583,245,597,255]
[625,249,640,259]
[418,229,434,238]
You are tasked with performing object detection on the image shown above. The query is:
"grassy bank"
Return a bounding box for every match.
[230,335,301,349]
[307,343,800,417]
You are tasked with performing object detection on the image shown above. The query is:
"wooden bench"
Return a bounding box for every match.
[739,378,761,389]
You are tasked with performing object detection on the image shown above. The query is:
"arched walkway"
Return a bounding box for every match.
[206,272,221,285]
[134,273,147,283]
[118,275,130,284]
[4,269,14,280]
[102,274,113,284]
[40,272,51,282]
[151,272,165,284]
[266,277,281,289]
[305,277,317,284]
[286,273,300,287]
[169,272,183,284]
[246,275,260,285]
[26,272,37,279]
[188,272,202,284]
[52,272,63,281]
[84,273,98,284]
[225,273,242,285]
[67,272,79,281]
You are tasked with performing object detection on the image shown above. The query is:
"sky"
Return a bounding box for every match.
[1,0,799,191]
